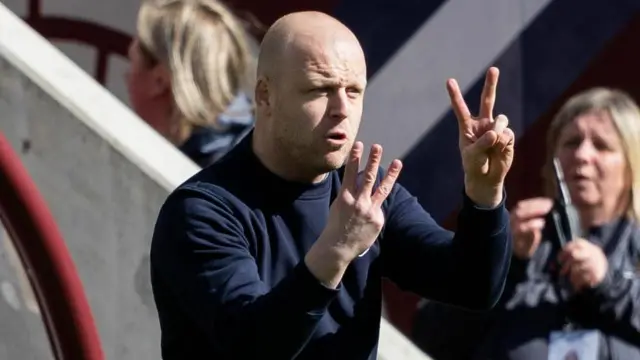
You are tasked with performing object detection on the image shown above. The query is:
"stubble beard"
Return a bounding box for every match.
[295,142,351,180]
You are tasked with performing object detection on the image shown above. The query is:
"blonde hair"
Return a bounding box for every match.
[136,0,255,134]
[543,87,640,221]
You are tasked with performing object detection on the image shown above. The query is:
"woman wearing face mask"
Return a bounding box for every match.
[126,0,256,167]
[412,87,640,360]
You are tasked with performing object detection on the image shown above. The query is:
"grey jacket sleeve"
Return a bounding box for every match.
[571,264,640,343]
[568,227,640,344]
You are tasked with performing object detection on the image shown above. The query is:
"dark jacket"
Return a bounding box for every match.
[150,133,512,360]
[413,215,640,360]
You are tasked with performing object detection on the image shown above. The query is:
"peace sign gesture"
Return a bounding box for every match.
[447,67,515,208]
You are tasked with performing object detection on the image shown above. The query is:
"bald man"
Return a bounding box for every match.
[150,11,515,360]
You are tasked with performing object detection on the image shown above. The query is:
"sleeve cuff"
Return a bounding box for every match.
[290,261,340,315]
[460,188,509,236]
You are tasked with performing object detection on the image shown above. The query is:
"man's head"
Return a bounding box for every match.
[253,11,367,182]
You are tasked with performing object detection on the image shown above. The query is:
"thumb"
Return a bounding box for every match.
[463,130,497,173]
[469,130,498,153]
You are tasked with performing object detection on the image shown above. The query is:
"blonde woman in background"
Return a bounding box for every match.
[126,0,256,167]
[413,87,640,360]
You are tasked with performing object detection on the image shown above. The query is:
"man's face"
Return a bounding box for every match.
[261,36,367,175]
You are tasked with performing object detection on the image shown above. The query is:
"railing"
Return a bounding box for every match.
[0,131,104,360]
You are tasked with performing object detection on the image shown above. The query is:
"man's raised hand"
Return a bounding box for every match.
[331,141,402,260]
[447,67,515,208]
[305,142,402,288]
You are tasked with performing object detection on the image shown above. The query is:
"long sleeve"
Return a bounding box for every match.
[411,237,563,360]
[570,266,640,343]
[380,182,512,311]
[412,299,496,360]
[150,186,339,359]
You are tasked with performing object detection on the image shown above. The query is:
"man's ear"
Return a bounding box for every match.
[150,64,171,98]
[255,76,272,107]
[254,76,273,117]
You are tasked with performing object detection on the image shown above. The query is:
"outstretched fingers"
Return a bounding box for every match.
[372,159,403,208]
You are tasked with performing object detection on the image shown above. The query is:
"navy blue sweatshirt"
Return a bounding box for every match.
[150,133,513,360]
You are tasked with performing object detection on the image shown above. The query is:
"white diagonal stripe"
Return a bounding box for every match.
[357,0,554,167]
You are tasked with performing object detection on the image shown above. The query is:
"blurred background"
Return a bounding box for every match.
[0,0,639,359]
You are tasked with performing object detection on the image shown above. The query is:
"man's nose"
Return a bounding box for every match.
[328,89,349,120]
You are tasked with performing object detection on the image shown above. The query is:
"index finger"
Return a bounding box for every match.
[479,67,499,119]
[446,78,471,128]
[342,141,363,194]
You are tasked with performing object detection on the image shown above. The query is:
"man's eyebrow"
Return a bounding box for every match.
[308,74,365,84]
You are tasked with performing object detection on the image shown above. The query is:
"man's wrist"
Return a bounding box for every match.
[304,241,352,289]
[464,180,504,209]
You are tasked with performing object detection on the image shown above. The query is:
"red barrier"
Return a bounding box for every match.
[0,132,104,360]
